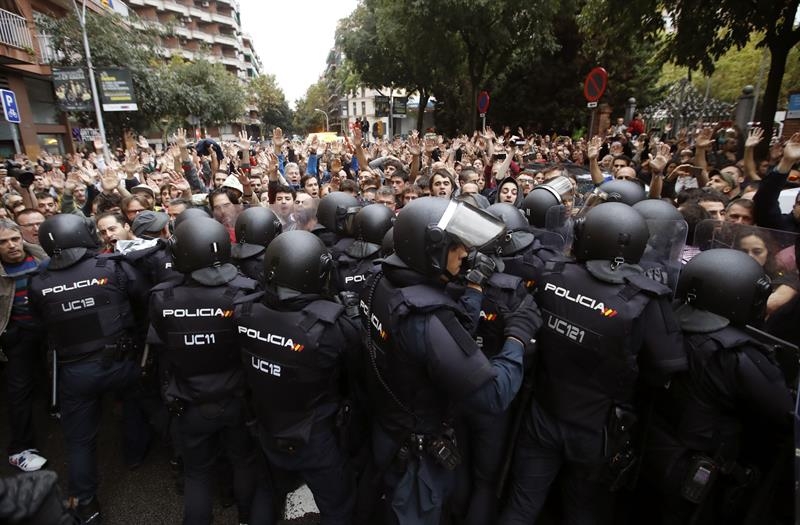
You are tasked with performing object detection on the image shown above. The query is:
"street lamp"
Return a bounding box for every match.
[73,0,111,164]
[314,108,329,132]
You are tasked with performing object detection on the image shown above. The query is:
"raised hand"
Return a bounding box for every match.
[695,127,713,149]
[745,127,764,149]
[174,128,187,149]
[168,170,190,193]
[237,129,251,150]
[408,130,421,156]
[782,132,800,164]
[587,136,602,160]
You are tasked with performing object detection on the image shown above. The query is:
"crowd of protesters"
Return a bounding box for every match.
[0,110,799,524]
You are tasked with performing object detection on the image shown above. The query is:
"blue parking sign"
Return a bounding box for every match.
[1,89,20,123]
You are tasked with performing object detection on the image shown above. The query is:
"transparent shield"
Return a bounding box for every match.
[438,200,507,250]
[639,219,688,292]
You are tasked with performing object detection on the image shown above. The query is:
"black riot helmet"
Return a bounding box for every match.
[233,207,282,259]
[486,202,535,255]
[171,217,231,273]
[519,176,573,228]
[39,214,99,269]
[174,207,211,230]
[676,248,771,326]
[632,199,683,221]
[381,227,394,256]
[263,230,333,299]
[572,202,649,263]
[598,179,646,206]
[391,197,506,277]
[346,204,395,259]
[316,191,361,236]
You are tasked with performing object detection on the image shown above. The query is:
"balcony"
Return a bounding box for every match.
[214,32,237,46]
[35,33,65,64]
[0,9,33,51]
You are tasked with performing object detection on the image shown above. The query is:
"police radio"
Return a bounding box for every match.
[681,455,719,504]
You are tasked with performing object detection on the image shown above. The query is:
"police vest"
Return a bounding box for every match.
[333,252,377,294]
[150,275,256,402]
[502,242,565,292]
[660,326,787,455]
[236,299,344,440]
[534,260,670,429]
[30,256,135,359]
[361,273,493,437]
[476,272,527,358]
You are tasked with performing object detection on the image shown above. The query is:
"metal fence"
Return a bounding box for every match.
[0,9,33,50]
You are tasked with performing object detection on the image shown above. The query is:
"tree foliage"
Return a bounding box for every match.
[580,0,800,141]
[293,79,333,135]
[40,9,247,141]
[249,74,293,133]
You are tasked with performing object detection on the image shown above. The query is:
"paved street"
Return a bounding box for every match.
[0,368,320,524]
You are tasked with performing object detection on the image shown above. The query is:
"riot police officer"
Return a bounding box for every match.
[29,214,151,523]
[332,203,394,294]
[361,197,542,524]
[315,191,361,258]
[231,206,282,282]
[638,248,794,524]
[235,230,360,525]
[486,202,562,289]
[500,202,687,525]
[148,217,264,525]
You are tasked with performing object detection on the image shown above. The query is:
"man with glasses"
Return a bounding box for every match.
[516,172,535,197]
[15,209,45,245]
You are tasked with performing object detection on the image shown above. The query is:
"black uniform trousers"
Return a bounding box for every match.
[177,395,267,525]
[2,324,45,456]
[499,403,614,525]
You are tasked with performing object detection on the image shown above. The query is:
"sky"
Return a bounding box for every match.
[239,0,360,108]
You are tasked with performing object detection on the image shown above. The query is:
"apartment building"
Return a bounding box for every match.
[126,0,260,81]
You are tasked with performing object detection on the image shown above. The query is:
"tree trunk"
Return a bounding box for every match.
[758,42,789,154]
[469,84,479,133]
[416,89,429,133]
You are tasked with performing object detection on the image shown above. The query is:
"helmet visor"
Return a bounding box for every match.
[437,200,506,250]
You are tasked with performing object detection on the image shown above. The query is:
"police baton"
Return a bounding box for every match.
[139,343,150,377]
[49,348,60,419]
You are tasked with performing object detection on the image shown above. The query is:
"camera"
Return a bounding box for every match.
[4,160,34,188]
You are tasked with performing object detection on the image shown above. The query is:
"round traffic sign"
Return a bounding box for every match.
[583,67,608,103]
[477,90,490,114]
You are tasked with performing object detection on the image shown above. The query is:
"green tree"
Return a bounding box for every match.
[250,74,293,133]
[38,9,166,142]
[581,0,800,142]
[337,1,456,132]
[293,80,333,135]
[154,57,246,134]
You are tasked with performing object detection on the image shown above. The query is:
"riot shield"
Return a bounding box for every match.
[639,219,688,293]
[694,221,798,278]
[544,205,574,255]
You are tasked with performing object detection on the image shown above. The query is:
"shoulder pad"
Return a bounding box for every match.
[229,274,259,292]
[303,299,345,324]
[487,271,522,291]
[150,281,177,294]
[398,284,458,313]
[96,252,123,262]
[707,326,756,350]
[233,291,264,306]
[623,273,671,297]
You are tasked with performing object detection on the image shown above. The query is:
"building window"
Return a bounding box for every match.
[353,102,357,116]
[361,101,366,117]
[37,134,64,154]
[24,77,59,125]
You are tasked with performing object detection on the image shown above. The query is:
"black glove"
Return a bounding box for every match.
[503,294,543,345]
[462,251,497,287]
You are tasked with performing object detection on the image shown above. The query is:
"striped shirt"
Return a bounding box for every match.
[5,256,40,327]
